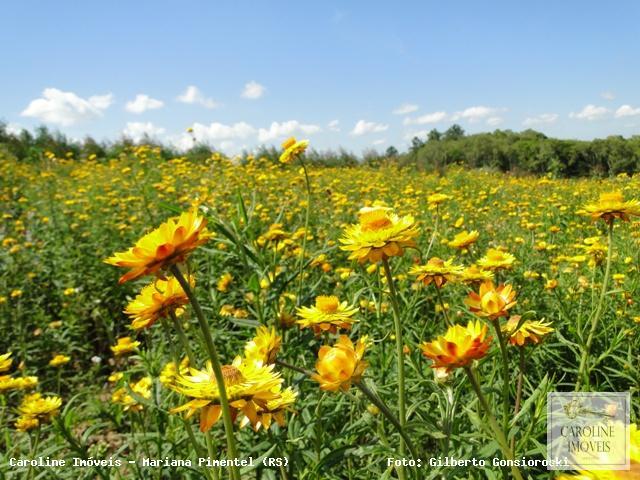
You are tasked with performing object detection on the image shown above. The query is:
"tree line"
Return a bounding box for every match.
[2,123,640,177]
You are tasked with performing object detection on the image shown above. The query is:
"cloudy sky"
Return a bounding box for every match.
[2,1,639,153]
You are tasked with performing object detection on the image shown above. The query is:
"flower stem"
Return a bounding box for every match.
[434,287,452,327]
[490,319,511,435]
[464,367,523,480]
[170,265,240,480]
[169,310,196,366]
[575,222,613,391]
[381,257,407,480]
[511,348,526,453]
[354,381,419,461]
[27,427,41,480]
[295,159,312,306]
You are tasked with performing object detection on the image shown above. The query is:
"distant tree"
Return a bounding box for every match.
[410,136,425,153]
[385,146,399,157]
[443,124,465,141]
[427,129,442,142]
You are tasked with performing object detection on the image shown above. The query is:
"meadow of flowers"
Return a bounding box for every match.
[0,141,639,479]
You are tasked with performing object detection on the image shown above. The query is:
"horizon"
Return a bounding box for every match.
[2,1,640,154]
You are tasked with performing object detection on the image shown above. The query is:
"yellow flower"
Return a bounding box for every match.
[159,358,190,387]
[217,272,233,292]
[279,137,309,164]
[110,337,141,356]
[49,354,71,367]
[459,265,494,284]
[448,230,479,250]
[545,279,558,290]
[63,287,76,296]
[108,371,124,383]
[420,321,492,372]
[296,295,359,334]
[313,335,368,392]
[168,357,293,432]
[112,377,152,412]
[582,191,640,225]
[409,257,464,288]
[10,289,22,298]
[465,281,517,320]
[18,393,62,424]
[0,375,38,393]
[501,316,554,346]
[477,248,515,271]
[15,415,40,432]
[244,326,281,365]
[340,205,419,264]
[105,209,211,284]
[124,276,192,330]
[0,352,12,373]
[428,193,451,205]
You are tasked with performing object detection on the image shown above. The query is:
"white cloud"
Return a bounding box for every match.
[403,111,447,125]
[5,123,23,135]
[403,129,429,141]
[522,113,559,126]
[327,119,340,132]
[350,120,389,136]
[125,94,164,114]
[372,138,386,146]
[177,86,218,109]
[451,105,502,123]
[241,81,266,99]
[601,91,615,101]
[123,122,166,142]
[486,116,503,126]
[174,121,256,150]
[21,88,113,126]
[569,104,609,120]
[392,103,419,115]
[257,120,321,142]
[615,105,640,118]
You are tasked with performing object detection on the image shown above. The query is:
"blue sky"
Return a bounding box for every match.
[2,1,639,153]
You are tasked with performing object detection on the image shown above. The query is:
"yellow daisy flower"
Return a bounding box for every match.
[49,354,71,367]
[459,265,494,284]
[112,377,152,412]
[582,191,640,225]
[448,230,479,250]
[18,393,62,423]
[409,257,464,288]
[313,335,368,392]
[296,295,358,334]
[477,248,516,271]
[110,337,141,356]
[420,321,492,372]
[244,326,281,365]
[105,209,211,284]
[0,352,12,373]
[465,281,517,320]
[340,205,419,264]
[279,137,309,164]
[501,316,554,346]
[124,276,192,330]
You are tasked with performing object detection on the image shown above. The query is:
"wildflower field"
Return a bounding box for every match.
[0,143,639,480]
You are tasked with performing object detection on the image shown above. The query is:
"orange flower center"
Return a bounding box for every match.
[316,295,339,313]
[221,365,244,386]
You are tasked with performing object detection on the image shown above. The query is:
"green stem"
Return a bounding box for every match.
[354,381,419,461]
[464,367,523,480]
[490,319,511,435]
[169,310,196,366]
[27,427,41,480]
[575,222,613,391]
[381,257,406,480]
[434,287,452,327]
[170,265,240,480]
[295,159,312,306]
[511,348,526,453]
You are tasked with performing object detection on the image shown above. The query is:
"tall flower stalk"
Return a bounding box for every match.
[171,265,240,480]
